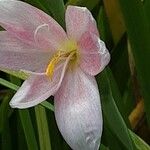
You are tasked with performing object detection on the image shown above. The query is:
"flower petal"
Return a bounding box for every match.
[34,23,67,50]
[78,32,110,76]
[9,57,70,108]
[0,0,67,48]
[66,5,99,41]
[0,31,51,72]
[54,68,102,150]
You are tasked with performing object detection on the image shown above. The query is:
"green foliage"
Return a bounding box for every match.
[0,0,150,150]
[18,110,38,150]
[96,69,134,150]
[117,0,150,124]
[129,129,150,150]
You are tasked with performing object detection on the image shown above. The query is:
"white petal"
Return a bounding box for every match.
[0,0,67,48]
[9,57,70,108]
[0,31,51,73]
[54,68,103,150]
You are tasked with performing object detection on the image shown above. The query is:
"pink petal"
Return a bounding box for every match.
[9,57,69,108]
[54,68,102,150]
[0,31,51,73]
[66,6,99,41]
[34,23,68,51]
[78,32,110,76]
[0,0,67,49]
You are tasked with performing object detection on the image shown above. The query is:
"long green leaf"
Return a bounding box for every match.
[0,78,19,91]
[35,105,51,150]
[102,125,123,150]
[25,0,65,28]
[44,0,65,28]
[96,68,134,150]
[103,0,125,44]
[0,94,10,133]
[129,129,150,150]
[8,77,38,150]
[106,67,129,125]
[118,0,150,124]
[143,0,150,26]
[97,6,113,47]
[0,69,28,80]
[25,0,51,15]
[1,120,12,150]
[41,101,54,112]
[19,110,38,150]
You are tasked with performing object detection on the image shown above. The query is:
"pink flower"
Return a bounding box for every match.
[0,1,110,149]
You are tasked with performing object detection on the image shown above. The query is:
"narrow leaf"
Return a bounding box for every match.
[0,68,28,80]
[96,68,134,150]
[0,78,19,91]
[41,101,54,112]
[0,94,11,133]
[129,129,150,150]
[19,110,38,150]
[118,0,150,124]
[35,105,52,150]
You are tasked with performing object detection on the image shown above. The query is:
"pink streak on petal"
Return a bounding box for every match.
[55,68,102,150]
[9,55,71,109]
[66,6,99,41]
[78,32,110,76]
[0,31,51,73]
[0,0,67,49]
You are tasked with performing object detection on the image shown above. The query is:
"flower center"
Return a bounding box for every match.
[46,49,77,78]
[46,40,79,79]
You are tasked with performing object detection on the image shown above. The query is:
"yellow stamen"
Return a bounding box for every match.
[46,51,63,78]
[46,50,77,79]
[46,40,78,79]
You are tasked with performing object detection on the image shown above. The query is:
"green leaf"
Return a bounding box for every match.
[0,94,11,133]
[1,120,12,150]
[0,68,28,80]
[103,0,125,44]
[97,6,113,47]
[25,0,65,29]
[106,67,129,125]
[40,101,54,112]
[102,125,123,150]
[100,144,109,150]
[122,78,136,117]
[0,78,19,91]
[25,0,51,15]
[35,105,52,150]
[17,114,29,150]
[44,0,65,28]
[96,68,134,150]
[129,129,150,150]
[46,110,70,150]
[117,0,150,125]
[19,110,38,150]
[67,0,100,11]
[143,0,150,26]
[110,34,130,94]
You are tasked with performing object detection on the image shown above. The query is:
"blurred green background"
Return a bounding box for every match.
[0,0,150,149]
